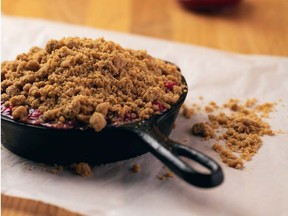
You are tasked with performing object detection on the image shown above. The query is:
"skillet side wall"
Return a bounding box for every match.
[1,119,147,165]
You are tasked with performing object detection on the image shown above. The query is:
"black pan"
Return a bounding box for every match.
[1,76,224,188]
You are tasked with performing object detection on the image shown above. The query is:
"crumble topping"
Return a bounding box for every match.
[1,37,186,131]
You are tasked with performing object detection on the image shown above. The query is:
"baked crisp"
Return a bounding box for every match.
[1,37,187,131]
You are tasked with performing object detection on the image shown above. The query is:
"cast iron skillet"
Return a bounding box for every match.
[1,76,224,188]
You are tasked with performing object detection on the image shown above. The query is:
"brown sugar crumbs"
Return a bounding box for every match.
[157,166,174,180]
[71,162,92,177]
[38,163,90,176]
[186,98,275,169]
[191,122,215,139]
[1,37,186,131]
[131,163,141,173]
[182,104,194,119]
[213,144,244,169]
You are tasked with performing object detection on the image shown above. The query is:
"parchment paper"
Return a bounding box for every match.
[1,15,288,216]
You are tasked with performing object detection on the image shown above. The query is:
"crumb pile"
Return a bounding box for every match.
[1,37,186,131]
[184,98,275,169]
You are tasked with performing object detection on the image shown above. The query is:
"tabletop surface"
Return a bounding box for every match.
[2,0,288,215]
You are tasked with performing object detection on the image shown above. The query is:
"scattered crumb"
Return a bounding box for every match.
[157,166,174,180]
[191,122,215,139]
[205,105,214,113]
[131,163,141,173]
[255,102,275,118]
[164,171,174,178]
[46,164,64,174]
[244,98,257,107]
[157,172,174,180]
[213,143,243,169]
[274,129,286,134]
[209,101,219,110]
[182,104,194,119]
[71,162,92,177]
[39,163,92,176]
[189,98,277,169]
[199,96,203,100]
[223,98,240,111]
[157,174,165,180]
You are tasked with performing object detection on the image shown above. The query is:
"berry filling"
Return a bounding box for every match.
[152,101,166,113]
[124,112,134,122]
[1,104,13,116]
[164,81,178,91]
[1,103,75,129]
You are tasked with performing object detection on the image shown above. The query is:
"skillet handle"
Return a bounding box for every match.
[135,126,224,188]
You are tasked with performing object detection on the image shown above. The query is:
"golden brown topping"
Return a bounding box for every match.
[1,37,186,131]
[96,102,110,116]
[10,95,26,106]
[89,112,107,132]
[12,106,27,120]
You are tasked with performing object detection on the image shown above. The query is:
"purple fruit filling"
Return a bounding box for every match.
[164,81,178,91]
[1,103,76,129]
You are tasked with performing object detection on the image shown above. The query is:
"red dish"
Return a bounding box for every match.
[179,0,242,11]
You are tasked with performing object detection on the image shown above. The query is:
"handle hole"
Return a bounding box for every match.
[179,156,212,174]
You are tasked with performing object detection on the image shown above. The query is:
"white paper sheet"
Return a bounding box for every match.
[1,15,288,216]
